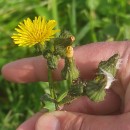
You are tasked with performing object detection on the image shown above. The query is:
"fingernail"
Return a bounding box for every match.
[36,114,60,130]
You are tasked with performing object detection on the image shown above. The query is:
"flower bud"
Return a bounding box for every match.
[62,58,79,81]
[83,75,106,102]
[47,55,60,70]
[83,53,120,102]
[66,46,73,58]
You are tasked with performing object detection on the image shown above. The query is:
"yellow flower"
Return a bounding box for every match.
[11,16,60,47]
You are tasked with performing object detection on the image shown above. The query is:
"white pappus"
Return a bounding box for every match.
[100,68,115,89]
[100,58,122,89]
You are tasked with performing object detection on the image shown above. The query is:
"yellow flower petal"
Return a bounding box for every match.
[12,16,60,47]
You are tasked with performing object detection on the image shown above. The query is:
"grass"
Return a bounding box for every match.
[0,0,130,129]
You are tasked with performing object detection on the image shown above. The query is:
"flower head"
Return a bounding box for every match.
[11,16,60,47]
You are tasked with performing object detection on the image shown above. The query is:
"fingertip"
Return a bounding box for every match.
[1,56,63,83]
[1,63,14,82]
[1,60,34,83]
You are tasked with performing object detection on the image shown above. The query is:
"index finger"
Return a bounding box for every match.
[1,41,129,85]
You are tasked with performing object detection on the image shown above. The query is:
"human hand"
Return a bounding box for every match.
[2,41,130,130]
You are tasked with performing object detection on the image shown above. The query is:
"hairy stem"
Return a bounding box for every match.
[48,68,58,110]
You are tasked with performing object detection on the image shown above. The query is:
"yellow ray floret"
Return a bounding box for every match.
[11,16,60,47]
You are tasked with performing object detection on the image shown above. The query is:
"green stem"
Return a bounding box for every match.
[48,68,58,110]
[67,76,72,90]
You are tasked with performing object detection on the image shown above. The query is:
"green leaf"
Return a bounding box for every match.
[57,91,68,102]
[40,94,57,111]
[40,94,57,104]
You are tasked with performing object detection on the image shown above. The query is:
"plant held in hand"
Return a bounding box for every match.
[11,16,121,111]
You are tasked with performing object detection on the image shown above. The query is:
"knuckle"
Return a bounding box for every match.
[63,114,86,130]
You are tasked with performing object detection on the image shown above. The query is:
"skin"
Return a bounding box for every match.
[2,41,130,130]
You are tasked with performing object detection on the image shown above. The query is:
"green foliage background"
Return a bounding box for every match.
[0,0,130,129]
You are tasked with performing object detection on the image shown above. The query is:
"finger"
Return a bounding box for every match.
[35,111,130,130]
[17,112,42,130]
[2,56,49,83]
[2,55,64,83]
[61,89,121,115]
[2,41,129,84]
[124,83,130,112]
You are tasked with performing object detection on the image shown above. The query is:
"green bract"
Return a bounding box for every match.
[62,58,79,81]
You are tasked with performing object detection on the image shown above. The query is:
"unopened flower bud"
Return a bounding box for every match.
[83,53,120,102]
[62,58,79,81]
[70,36,75,42]
[66,46,73,58]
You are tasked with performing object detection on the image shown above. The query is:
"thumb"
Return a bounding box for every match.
[35,111,126,130]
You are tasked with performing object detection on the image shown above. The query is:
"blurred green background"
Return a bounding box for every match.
[0,0,130,129]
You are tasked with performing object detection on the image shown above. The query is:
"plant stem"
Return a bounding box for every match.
[67,76,72,90]
[48,68,58,110]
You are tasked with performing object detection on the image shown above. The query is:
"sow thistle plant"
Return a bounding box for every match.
[12,16,121,111]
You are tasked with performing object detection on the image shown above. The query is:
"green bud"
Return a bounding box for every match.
[42,40,60,70]
[83,75,106,102]
[83,53,120,102]
[59,30,73,38]
[98,54,120,77]
[62,58,79,81]
[53,31,75,55]
[46,54,60,70]
[54,43,66,57]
